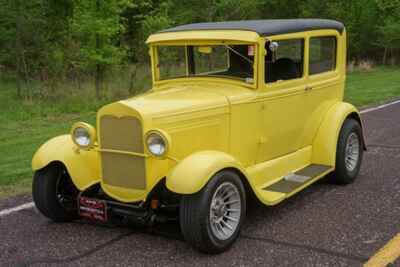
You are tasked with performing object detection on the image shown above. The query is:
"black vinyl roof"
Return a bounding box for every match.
[160,19,345,36]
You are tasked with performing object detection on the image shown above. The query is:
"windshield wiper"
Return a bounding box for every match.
[224,45,254,66]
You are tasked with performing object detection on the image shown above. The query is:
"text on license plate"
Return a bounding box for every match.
[78,197,108,222]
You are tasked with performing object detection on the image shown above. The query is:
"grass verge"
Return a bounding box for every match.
[345,67,400,107]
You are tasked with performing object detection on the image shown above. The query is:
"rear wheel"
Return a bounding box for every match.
[32,163,79,222]
[179,170,246,254]
[330,118,363,184]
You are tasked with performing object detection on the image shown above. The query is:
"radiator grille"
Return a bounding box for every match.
[100,115,146,190]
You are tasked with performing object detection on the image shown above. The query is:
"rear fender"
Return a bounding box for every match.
[312,102,366,166]
[32,135,101,191]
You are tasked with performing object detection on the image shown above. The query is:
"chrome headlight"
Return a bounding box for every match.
[71,122,96,150]
[146,131,169,157]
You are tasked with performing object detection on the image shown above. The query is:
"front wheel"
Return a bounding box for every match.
[330,118,364,184]
[32,163,79,222]
[179,170,246,254]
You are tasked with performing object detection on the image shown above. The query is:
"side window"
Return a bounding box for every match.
[309,36,337,75]
[265,39,304,83]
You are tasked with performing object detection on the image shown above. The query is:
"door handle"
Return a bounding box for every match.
[305,86,313,91]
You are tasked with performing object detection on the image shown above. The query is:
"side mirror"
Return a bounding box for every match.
[269,42,279,52]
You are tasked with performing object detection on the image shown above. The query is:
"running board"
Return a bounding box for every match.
[263,164,332,194]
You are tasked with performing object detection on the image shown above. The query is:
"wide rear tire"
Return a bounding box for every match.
[179,170,246,254]
[32,164,79,222]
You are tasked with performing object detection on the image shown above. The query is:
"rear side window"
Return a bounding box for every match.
[309,36,337,75]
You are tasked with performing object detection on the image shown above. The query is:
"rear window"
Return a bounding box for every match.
[309,36,337,75]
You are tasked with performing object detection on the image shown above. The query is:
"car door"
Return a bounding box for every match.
[256,36,309,163]
[301,32,344,147]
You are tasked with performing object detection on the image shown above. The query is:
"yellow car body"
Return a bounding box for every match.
[32,23,365,206]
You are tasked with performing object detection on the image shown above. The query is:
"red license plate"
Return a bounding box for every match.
[78,197,108,222]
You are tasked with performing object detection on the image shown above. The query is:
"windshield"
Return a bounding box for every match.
[156,44,256,84]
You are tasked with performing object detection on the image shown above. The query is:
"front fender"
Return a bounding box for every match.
[166,151,247,194]
[32,135,101,191]
[312,102,365,166]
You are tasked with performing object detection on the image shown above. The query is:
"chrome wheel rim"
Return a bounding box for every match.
[209,182,241,241]
[345,132,360,172]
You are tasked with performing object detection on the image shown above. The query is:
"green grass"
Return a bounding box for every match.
[0,66,400,198]
[345,67,400,107]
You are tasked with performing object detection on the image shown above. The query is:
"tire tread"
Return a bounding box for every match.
[330,118,363,184]
[32,164,78,222]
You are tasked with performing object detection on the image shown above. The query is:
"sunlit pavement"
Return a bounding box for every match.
[1,102,399,267]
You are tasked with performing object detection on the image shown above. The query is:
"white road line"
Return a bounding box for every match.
[1,99,400,218]
[360,99,400,114]
[0,202,34,218]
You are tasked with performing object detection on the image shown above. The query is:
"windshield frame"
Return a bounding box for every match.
[150,40,259,89]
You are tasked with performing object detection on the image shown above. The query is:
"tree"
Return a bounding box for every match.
[299,0,380,61]
[72,0,131,98]
[121,0,153,62]
[259,0,305,19]
[375,0,400,64]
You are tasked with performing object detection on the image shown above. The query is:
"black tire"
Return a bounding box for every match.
[32,163,79,222]
[179,170,246,254]
[330,118,363,184]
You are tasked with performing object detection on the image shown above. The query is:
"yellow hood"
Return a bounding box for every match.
[119,84,230,117]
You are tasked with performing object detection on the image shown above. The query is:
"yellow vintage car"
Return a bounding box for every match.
[32,19,365,253]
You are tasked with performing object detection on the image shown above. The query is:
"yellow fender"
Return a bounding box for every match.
[312,102,366,166]
[32,135,101,191]
[166,150,249,194]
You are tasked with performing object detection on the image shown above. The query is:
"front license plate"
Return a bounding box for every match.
[78,197,108,222]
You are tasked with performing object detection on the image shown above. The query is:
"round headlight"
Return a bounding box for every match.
[71,122,96,149]
[74,127,91,146]
[146,132,167,157]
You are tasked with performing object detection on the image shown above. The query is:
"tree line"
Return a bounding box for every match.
[0,0,399,99]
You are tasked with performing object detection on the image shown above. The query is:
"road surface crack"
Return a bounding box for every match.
[240,234,369,263]
[17,222,183,267]
[17,231,136,266]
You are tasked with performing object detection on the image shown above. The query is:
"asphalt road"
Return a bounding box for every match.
[1,102,400,267]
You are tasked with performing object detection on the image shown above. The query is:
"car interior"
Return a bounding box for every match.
[265,40,304,83]
[187,45,254,80]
